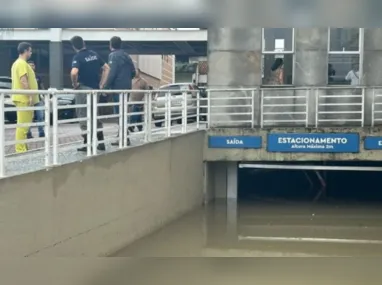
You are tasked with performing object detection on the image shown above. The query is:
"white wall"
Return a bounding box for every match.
[138,55,162,79]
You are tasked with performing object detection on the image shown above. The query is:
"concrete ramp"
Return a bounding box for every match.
[0,131,205,257]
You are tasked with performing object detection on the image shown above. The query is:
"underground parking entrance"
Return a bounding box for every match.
[238,161,382,203]
[233,161,382,256]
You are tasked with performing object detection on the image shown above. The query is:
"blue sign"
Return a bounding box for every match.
[364,137,382,150]
[208,136,262,149]
[267,133,360,153]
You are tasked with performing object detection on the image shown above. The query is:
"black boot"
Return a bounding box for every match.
[77,135,88,152]
[97,132,106,151]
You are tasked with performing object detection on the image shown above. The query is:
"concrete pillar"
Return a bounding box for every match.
[206,161,238,245]
[294,28,328,127]
[210,161,238,200]
[49,28,63,88]
[363,28,382,126]
[214,162,228,199]
[208,28,262,127]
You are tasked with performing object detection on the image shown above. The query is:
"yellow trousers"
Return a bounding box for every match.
[14,101,33,153]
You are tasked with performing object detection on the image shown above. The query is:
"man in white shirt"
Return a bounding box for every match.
[345,64,360,86]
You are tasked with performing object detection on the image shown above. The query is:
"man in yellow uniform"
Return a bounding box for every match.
[11,42,39,153]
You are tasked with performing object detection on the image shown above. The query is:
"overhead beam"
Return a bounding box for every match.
[174,41,196,54]
[0,28,207,42]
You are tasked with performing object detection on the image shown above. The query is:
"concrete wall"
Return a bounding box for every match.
[205,128,382,161]
[0,131,205,257]
[208,28,262,127]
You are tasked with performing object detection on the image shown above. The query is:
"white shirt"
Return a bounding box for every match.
[345,70,360,86]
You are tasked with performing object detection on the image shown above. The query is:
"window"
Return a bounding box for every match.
[262,28,294,85]
[328,28,363,85]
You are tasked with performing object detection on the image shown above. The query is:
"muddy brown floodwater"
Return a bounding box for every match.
[114,200,382,257]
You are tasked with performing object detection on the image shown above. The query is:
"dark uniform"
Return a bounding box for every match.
[104,49,136,114]
[104,48,136,145]
[72,49,105,149]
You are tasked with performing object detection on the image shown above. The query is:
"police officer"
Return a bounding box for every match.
[103,36,136,146]
[70,36,110,152]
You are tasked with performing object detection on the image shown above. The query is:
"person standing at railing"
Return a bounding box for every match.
[129,68,149,132]
[102,36,136,146]
[26,60,45,139]
[11,42,39,153]
[69,36,110,152]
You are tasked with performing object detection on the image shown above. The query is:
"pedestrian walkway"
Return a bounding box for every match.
[5,122,203,177]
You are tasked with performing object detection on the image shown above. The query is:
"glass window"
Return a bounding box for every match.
[328,28,362,86]
[328,54,360,85]
[329,28,360,52]
[263,28,294,53]
[262,28,294,85]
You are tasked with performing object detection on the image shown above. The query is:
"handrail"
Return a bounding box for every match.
[1,86,382,177]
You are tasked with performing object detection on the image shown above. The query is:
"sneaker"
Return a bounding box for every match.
[27,132,33,139]
[39,132,45,138]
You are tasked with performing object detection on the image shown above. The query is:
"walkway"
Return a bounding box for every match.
[5,122,204,177]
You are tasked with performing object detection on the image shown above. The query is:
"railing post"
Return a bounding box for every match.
[315,89,319,128]
[143,93,148,142]
[207,90,211,128]
[260,89,264,128]
[371,88,375,127]
[166,92,171,137]
[123,92,128,148]
[52,93,59,165]
[251,89,255,128]
[305,89,309,128]
[86,92,92,156]
[145,92,152,142]
[0,93,5,177]
[361,87,365,127]
[182,91,187,134]
[44,93,51,167]
[196,90,200,130]
[92,91,98,155]
[118,92,123,148]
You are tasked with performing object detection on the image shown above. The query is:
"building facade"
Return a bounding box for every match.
[208,28,382,127]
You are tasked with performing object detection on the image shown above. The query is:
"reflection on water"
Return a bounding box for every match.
[3,201,382,284]
[114,201,382,257]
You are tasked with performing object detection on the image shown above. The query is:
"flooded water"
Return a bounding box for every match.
[4,201,382,284]
[114,201,382,257]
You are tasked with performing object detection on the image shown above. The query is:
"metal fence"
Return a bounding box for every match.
[207,86,372,128]
[0,86,381,178]
[0,89,208,177]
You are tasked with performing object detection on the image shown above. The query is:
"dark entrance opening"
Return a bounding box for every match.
[238,161,382,203]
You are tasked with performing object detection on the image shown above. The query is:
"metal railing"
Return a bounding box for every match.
[207,86,374,128]
[1,86,381,178]
[0,89,208,178]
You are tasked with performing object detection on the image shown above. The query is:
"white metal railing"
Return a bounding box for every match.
[372,88,382,127]
[260,87,309,128]
[0,86,381,178]
[207,86,372,128]
[0,89,208,178]
[315,87,365,127]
